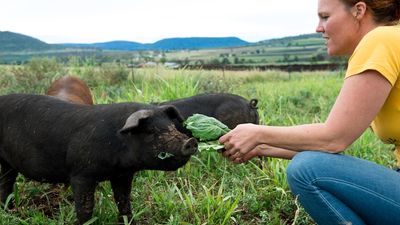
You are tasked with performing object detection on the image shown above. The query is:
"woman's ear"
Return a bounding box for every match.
[352,2,367,19]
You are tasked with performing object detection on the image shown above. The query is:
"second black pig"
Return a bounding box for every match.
[155,93,259,135]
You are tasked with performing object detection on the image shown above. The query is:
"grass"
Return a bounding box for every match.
[0,61,396,224]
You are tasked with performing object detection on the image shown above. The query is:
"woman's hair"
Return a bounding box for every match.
[340,0,400,25]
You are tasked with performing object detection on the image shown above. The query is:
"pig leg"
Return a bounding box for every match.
[110,174,134,223]
[0,160,18,207]
[70,177,97,224]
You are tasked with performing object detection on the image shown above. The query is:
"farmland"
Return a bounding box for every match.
[0,33,348,70]
[0,60,395,225]
[164,35,329,65]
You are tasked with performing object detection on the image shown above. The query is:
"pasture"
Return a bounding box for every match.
[0,59,395,224]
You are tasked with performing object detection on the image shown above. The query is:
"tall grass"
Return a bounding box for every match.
[0,61,395,224]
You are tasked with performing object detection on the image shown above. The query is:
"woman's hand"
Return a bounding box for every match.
[219,123,262,162]
[220,142,299,164]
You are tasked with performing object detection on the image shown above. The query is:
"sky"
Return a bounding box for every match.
[0,0,318,44]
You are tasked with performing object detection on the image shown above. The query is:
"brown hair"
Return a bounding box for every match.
[340,0,400,25]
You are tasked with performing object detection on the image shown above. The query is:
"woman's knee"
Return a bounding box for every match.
[287,151,326,174]
[286,151,335,189]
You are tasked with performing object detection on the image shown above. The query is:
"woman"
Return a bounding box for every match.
[219,0,400,224]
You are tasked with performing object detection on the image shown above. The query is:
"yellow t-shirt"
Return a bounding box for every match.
[345,25,400,166]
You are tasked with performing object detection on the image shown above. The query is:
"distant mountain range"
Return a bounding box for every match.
[62,37,251,51]
[0,31,251,52]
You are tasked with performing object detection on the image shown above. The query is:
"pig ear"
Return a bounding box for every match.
[159,105,184,122]
[119,110,153,134]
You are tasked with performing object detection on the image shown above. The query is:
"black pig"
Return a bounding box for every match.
[155,93,259,135]
[0,94,197,224]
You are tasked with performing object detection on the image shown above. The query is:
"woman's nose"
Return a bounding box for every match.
[316,22,324,33]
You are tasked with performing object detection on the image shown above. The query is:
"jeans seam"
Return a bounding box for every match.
[310,183,349,223]
[312,177,400,208]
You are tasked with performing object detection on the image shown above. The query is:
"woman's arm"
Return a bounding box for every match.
[228,144,297,164]
[220,70,392,161]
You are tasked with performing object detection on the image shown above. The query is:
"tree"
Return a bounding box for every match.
[221,57,230,65]
[160,57,167,64]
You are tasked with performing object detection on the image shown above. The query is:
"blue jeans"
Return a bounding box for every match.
[286,151,400,225]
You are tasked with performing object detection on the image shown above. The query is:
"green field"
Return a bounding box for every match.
[164,35,329,65]
[0,33,347,68]
[0,61,395,224]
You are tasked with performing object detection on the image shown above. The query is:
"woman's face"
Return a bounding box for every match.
[316,0,360,56]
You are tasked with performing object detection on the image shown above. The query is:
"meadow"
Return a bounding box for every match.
[0,59,396,224]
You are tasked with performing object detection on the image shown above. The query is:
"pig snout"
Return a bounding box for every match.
[181,138,198,156]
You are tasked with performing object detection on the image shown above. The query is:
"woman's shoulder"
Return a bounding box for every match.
[355,25,400,53]
[364,25,400,42]
[347,25,400,83]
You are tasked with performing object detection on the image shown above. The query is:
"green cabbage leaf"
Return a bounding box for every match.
[184,114,230,152]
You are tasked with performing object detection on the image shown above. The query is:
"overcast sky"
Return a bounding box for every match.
[0,0,318,44]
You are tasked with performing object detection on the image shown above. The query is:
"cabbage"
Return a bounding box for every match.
[184,114,230,141]
[184,114,230,152]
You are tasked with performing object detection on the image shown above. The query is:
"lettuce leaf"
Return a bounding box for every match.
[184,114,230,141]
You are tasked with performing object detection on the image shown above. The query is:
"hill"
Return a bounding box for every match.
[0,31,323,54]
[260,33,322,45]
[62,41,144,51]
[164,33,330,66]
[61,37,250,51]
[0,31,60,52]
[0,31,342,69]
[150,37,249,50]
[0,31,250,52]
